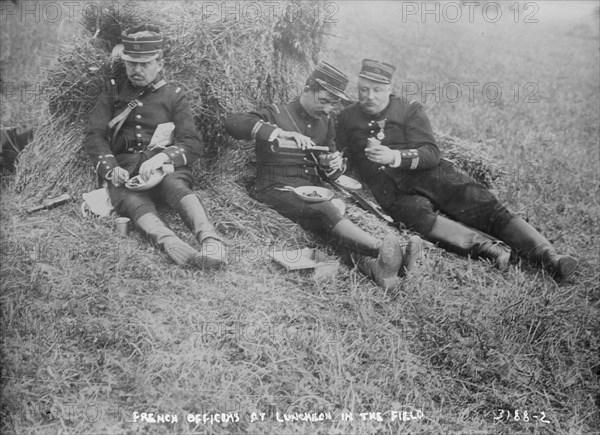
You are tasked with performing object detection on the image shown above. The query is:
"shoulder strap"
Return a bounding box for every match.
[107,79,167,141]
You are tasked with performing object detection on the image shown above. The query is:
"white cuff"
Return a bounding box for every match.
[389,150,402,168]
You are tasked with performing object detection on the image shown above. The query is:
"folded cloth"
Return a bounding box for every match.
[81,187,114,217]
[148,122,175,151]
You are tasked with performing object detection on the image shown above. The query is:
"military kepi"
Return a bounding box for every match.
[309,61,350,100]
[120,24,163,62]
[358,59,396,84]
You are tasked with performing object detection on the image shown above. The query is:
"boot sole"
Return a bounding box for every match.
[495,248,511,271]
[379,236,403,271]
[375,236,403,288]
[189,254,226,269]
[555,256,577,280]
[400,235,423,276]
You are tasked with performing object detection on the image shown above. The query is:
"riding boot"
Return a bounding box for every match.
[498,217,577,280]
[176,194,226,266]
[135,213,223,269]
[331,219,403,290]
[426,215,511,270]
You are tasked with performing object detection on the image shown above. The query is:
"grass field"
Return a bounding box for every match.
[1,1,599,434]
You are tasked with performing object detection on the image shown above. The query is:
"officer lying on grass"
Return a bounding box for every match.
[224,61,422,290]
[85,24,226,269]
[336,59,577,280]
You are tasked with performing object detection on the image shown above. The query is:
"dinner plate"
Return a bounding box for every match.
[278,186,334,203]
[333,175,363,191]
[125,169,166,191]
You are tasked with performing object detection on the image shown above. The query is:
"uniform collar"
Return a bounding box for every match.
[150,79,167,92]
[128,77,167,93]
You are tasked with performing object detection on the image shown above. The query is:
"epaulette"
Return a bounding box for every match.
[110,78,118,101]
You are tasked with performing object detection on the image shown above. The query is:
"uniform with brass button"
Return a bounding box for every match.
[85,24,226,269]
[337,58,576,279]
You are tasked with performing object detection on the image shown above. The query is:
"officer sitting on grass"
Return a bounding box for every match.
[336,59,577,280]
[85,24,226,269]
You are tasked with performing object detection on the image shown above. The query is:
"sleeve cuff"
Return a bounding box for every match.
[163,146,187,167]
[389,150,402,168]
[96,154,118,179]
[253,121,279,142]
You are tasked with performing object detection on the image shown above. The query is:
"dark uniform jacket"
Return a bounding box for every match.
[336,95,441,191]
[85,77,203,180]
[224,98,336,191]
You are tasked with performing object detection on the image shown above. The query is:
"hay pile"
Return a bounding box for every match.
[14,1,326,199]
[435,132,504,187]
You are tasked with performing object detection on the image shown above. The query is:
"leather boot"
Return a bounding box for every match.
[176,194,226,266]
[135,213,223,269]
[498,217,577,280]
[331,219,403,290]
[399,235,423,277]
[426,215,511,270]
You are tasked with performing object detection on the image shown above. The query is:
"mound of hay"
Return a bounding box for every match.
[436,132,505,187]
[13,1,324,199]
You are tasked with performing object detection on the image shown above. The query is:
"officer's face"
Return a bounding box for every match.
[358,77,392,115]
[125,58,164,87]
[303,88,340,118]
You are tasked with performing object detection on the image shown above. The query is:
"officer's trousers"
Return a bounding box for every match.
[371,160,514,237]
[252,185,345,233]
[107,167,195,223]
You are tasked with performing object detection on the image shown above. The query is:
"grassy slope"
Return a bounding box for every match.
[1,1,599,434]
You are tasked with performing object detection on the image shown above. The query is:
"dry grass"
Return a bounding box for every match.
[1,1,599,435]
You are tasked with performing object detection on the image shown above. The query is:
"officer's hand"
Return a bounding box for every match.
[365,144,395,165]
[109,167,130,187]
[139,153,171,181]
[366,137,381,149]
[327,151,343,171]
[278,130,315,150]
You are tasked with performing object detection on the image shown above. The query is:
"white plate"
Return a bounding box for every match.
[125,170,166,191]
[292,186,334,203]
[334,175,363,191]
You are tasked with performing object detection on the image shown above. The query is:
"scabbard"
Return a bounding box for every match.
[348,190,394,224]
